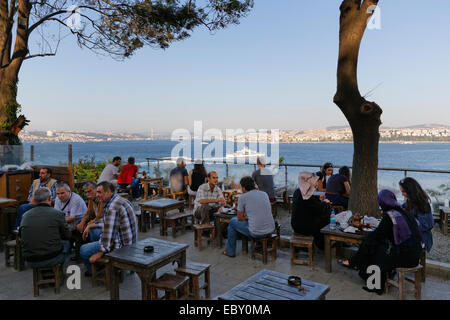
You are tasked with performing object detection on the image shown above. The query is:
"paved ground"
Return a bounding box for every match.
[1,208,450,300]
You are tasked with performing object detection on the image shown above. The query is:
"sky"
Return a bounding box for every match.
[17,0,450,134]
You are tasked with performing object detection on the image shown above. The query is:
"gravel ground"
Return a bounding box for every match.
[275,206,450,264]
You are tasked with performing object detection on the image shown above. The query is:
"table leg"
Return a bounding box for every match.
[215,217,222,248]
[143,182,149,200]
[324,234,332,273]
[110,265,120,300]
[137,271,153,300]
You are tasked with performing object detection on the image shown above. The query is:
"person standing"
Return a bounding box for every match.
[80,181,137,276]
[19,188,71,268]
[98,156,122,183]
[224,176,275,257]
[251,156,275,202]
[399,177,434,252]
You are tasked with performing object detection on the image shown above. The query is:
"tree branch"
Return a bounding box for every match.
[23,52,55,60]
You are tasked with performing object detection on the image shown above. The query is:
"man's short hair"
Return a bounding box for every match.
[98,181,115,193]
[55,182,71,192]
[128,157,135,164]
[176,157,185,166]
[113,156,121,162]
[33,187,51,203]
[83,181,97,190]
[207,171,217,179]
[240,176,256,191]
[41,167,52,176]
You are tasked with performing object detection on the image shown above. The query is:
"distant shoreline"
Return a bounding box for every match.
[20,140,450,144]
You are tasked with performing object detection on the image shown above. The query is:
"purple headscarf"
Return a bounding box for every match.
[378,189,411,245]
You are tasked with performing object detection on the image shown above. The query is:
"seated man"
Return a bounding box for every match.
[224,176,275,257]
[325,166,351,209]
[194,171,225,224]
[80,181,137,277]
[117,156,141,198]
[76,182,104,243]
[251,156,275,202]
[169,157,189,193]
[54,182,87,261]
[98,156,121,184]
[19,187,71,268]
[14,167,57,229]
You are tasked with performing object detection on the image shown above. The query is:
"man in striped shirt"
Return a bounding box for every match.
[194,171,226,224]
[80,181,137,276]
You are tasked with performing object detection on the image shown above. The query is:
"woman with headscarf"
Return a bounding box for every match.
[339,189,422,295]
[291,172,331,250]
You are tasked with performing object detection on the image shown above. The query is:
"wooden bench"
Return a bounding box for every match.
[32,165,74,191]
[290,234,314,270]
[193,224,216,249]
[175,262,211,299]
[32,264,63,297]
[164,211,194,237]
[148,273,190,300]
[385,265,423,300]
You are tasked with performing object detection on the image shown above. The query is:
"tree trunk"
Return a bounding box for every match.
[334,0,382,217]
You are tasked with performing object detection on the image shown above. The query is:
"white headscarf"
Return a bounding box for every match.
[298,172,319,200]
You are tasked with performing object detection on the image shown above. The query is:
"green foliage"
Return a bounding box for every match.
[67,155,108,183]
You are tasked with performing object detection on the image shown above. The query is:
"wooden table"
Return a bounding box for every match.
[218,269,330,300]
[0,198,18,252]
[214,211,237,248]
[105,237,188,300]
[138,198,184,235]
[320,224,366,273]
[440,206,450,236]
[139,177,163,200]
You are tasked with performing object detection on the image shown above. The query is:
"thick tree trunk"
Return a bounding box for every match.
[334,0,382,217]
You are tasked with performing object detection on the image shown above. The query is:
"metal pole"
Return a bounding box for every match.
[404,170,407,178]
[157,160,160,178]
[284,165,288,189]
[30,145,34,162]
[147,159,150,173]
[226,163,229,178]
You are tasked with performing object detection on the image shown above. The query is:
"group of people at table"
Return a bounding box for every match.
[11,157,435,297]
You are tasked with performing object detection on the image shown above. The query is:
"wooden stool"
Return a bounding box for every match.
[250,232,279,264]
[193,224,215,249]
[420,250,426,282]
[32,264,62,297]
[290,234,314,270]
[91,257,111,289]
[175,262,211,299]
[164,211,194,237]
[148,273,189,300]
[385,265,423,300]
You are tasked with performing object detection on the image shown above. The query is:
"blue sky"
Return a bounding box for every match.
[18,0,450,133]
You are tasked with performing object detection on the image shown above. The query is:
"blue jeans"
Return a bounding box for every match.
[80,241,100,273]
[225,217,272,257]
[26,240,71,268]
[89,228,102,242]
[14,203,33,229]
[131,178,141,198]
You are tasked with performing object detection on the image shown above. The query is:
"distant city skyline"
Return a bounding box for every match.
[18,1,450,132]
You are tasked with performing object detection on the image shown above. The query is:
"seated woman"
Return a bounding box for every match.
[340,190,422,295]
[325,166,351,209]
[399,177,434,253]
[291,172,331,250]
[188,161,207,196]
[117,157,140,198]
[316,162,333,192]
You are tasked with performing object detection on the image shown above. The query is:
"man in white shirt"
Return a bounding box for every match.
[54,182,87,261]
[98,156,122,184]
